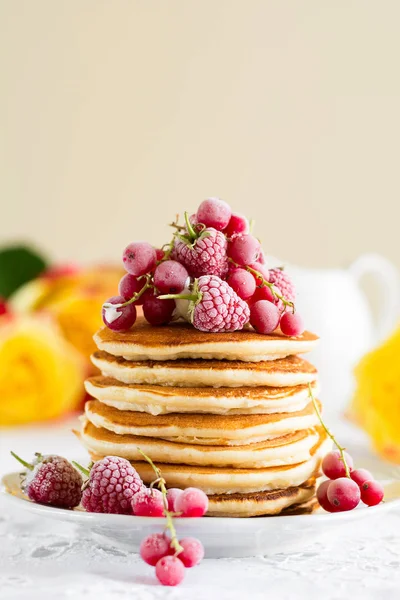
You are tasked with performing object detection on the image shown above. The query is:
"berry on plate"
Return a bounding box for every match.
[321,450,354,480]
[11,452,82,509]
[327,477,361,511]
[131,487,165,517]
[360,480,384,506]
[174,487,209,517]
[80,456,143,514]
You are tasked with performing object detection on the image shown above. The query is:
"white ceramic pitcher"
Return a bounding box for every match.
[283,254,400,418]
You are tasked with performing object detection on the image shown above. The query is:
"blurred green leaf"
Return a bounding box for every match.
[0,245,48,298]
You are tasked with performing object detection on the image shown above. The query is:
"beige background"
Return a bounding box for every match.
[1,1,399,269]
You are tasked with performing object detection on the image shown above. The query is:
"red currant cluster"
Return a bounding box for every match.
[139,485,207,587]
[102,197,305,335]
[318,451,384,512]
[308,386,385,513]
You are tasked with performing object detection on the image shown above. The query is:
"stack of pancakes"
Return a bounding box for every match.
[80,318,330,517]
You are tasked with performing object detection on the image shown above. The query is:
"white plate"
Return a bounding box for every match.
[2,472,400,558]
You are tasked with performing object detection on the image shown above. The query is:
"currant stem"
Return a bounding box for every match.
[103,274,153,312]
[308,384,351,478]
[11,451,34,471]
[229,259,295,313]
[137,447,183,556]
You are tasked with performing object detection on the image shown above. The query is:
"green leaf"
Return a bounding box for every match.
[0,245,48,298]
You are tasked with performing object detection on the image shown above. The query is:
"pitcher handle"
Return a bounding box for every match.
[349,253,400,342]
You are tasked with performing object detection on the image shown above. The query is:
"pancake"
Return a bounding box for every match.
[80,417,321,467]
[85,429,330,492]
[91,351,318,388]
[93,318,319,362]
[207,481,316,517]
[85,399,322,445]
[85,376,319,415]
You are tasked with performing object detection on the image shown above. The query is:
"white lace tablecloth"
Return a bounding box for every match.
[1,419,400,600]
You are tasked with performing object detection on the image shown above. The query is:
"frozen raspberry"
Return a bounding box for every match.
[172,227,228,278]
[268,268,296,310]
[162,275,250,333]
[81,456,143,514]
[12,452,82,509]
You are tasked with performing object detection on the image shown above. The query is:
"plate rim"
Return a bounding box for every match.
[2,471,400,528]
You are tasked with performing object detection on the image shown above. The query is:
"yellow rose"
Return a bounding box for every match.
[349,326,400,463]
[11,266,123,363]
[0,316,84,425]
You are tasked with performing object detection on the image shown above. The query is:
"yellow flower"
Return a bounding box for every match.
[11,265,123,363]
[0,316,84,425]
[349,326,400,463]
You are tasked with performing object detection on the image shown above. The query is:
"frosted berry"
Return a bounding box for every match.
[224,213,249,238]
[175,487,209,517]
[196,197,231,231]
[350,468,373,487]
[140,533,171,566]
[327,477,361,511]
[12,452,82,509]
[178,537,204,567]
[167,488,183,512]
[321,450,354,480]
[227,234,261,266]
[155,555,185,586]
[143,293,175,325]
[82,456,143,514]
[155,248,165,262]
[360,480,384,506]
[118,274,146,303]
[102,295,137,331]
[172,227,228,278]
[122,242,157,276]
[131,487,164,517]
[280,312,305,337]
[316,480,339,513]
[249,285,275,305]
[226,268,256,300]
[250,262,270,286]
[250,300,280,334]
[169,275,250,333]
[154,260,189,295]
[268,268,296,310]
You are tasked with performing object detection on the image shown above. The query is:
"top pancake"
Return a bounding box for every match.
[94,317,319,362]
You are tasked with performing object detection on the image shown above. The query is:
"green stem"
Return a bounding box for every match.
[231,259,295,313]
[308,384,351,478]
[103,275,153,310]
[11,451,34,471]
[137,447,183,556]
[72,461,91,478]
[158,293,197,302]
[184,211,197,242]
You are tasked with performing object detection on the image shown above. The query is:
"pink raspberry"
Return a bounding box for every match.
[268,268,296,310]
[81,456,143,514]
[189,275,250,333]
[172,227,228,278]
[12,452,83,509]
